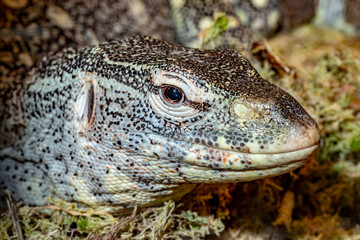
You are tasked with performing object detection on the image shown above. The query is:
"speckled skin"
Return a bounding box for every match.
[0,0,321,209]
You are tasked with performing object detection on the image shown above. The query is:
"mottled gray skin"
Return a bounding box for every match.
[0,0,321,209]
[0,36,319,208]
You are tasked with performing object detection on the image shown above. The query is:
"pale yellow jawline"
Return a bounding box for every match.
[184,144,318,170]
[181,160,306,183]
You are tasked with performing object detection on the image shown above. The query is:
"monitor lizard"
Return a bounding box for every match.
[0,0,322,209]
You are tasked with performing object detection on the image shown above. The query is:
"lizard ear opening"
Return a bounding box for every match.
[74,80,96,132]
[86,84,95,125]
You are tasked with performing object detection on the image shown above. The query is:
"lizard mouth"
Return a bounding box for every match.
[181,143,318,183]
[184,143,318,171]
[183,121,320,173]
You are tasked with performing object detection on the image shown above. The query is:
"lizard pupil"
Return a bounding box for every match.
[164,86,183,103]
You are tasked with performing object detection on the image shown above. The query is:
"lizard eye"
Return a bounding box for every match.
[162,86,184,104]
[148,71,200,121]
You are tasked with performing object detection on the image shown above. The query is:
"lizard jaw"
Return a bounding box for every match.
[182,143,318,183]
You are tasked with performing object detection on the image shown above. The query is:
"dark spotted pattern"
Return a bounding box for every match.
[0,0,324,209]
[0,36,319,208]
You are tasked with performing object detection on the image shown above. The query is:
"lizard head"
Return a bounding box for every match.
[82,36,319,183]
[68,36,319,205]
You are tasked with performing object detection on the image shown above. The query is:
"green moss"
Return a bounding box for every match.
[200,13,229,49]
[350,135,360,152]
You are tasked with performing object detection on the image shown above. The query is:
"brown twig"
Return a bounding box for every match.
[5,191,24,240]
[89,206,138,240]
